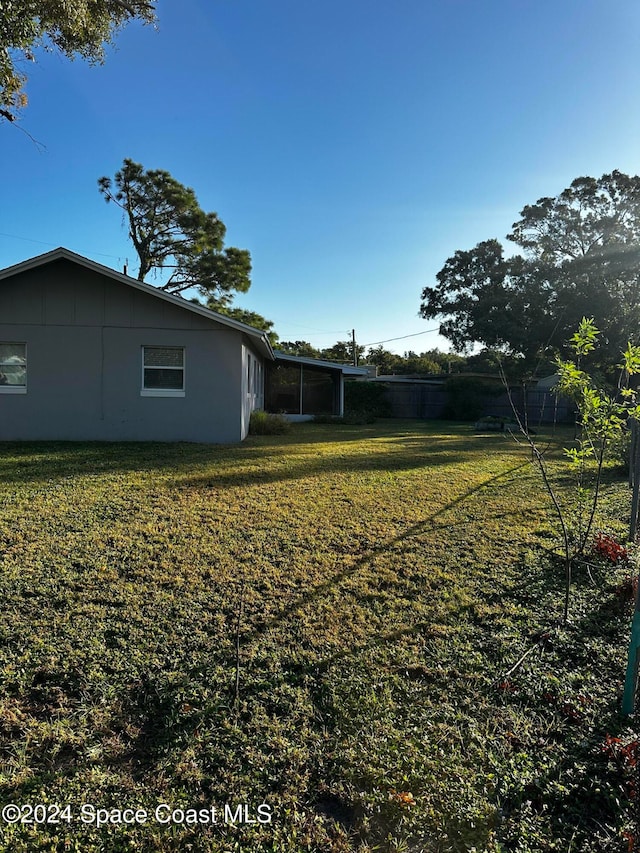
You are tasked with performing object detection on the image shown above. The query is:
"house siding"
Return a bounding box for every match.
[0,258,256,443]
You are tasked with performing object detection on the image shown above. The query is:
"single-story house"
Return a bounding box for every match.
[0,248,365,442]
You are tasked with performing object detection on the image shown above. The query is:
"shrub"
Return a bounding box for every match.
[593,532,629,565]
[249,410,291,435]
[344,381,392,421]
[608,426,631,475]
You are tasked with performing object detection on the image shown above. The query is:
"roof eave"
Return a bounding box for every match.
[0,247,276,361]
[273,351,369,375]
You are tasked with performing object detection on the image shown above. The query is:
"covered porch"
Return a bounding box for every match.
[265,353,368,419]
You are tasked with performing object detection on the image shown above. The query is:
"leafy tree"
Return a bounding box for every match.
[421,239,561,364]
[99,159,251,305]
[1,1,155,122]
[464,348,534,378]
[364,346,402,374]
[401,350,442,375]
[420,349,466,374]
[321,340,365,364]
[420,171,640,374]
[366,346,464,376]
[508,318,640,622]
[276,341,321,358]
[208,304,279,347]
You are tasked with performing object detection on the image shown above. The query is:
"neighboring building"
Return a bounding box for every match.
[0,248,363,442]
[536,373,561,391]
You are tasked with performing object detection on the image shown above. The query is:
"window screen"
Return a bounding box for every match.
[142,347,184,392]
[0,343,26,387]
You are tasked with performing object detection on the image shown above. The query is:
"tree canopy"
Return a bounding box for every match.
[99,159,252,305]
[1,1,155,122]
[320,340,365,365]
[366,346,445,375]
[420,171,640,373]
[277,340,366,364]
[274,341,321,358]
[276,341,471,374]
[208,304,279,347]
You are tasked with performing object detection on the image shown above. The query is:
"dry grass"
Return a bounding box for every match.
[0,421,634,851]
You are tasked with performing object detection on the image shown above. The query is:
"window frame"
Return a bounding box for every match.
[141,345,186,397]
[0,342,27,394]
[246,351,264,407]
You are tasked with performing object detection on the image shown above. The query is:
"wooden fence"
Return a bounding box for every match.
[380,382,573,425]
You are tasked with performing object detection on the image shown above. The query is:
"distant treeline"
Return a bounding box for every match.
[276,340,548,378]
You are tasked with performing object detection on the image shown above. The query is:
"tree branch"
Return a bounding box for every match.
[111,0,155,17]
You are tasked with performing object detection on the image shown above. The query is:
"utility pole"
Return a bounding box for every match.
[352,329,358,367]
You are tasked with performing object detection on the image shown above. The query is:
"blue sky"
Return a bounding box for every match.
[2,0,640,353]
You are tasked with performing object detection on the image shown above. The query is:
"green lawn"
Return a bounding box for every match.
[0,421,635,852]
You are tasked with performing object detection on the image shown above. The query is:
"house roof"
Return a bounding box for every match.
[536,373,561,389]
[369,375,445,385]
[0,247,275,361]
[273,352,370,375]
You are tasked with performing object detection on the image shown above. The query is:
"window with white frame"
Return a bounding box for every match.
[141,346,185,396]
[0,343,26,393]
[246,353,263,404]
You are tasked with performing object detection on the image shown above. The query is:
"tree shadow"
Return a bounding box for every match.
[0,421,544,487]
[173,436,532,491]
[0,441,221,484]
[238,459,533,648]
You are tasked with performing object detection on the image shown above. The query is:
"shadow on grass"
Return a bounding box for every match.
[0,422,628,852]
[239,459,533,646]
[0,424,539,489]
[295,545,634,850]
[0,441,222,484]
[173,432,540,491]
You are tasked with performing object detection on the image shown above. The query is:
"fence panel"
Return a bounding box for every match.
[379,382,573,424]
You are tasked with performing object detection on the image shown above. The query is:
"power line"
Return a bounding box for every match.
[276,327,443,348]
[0,231,126,262]
[273,320,351,335]
[361,327,441,347]
[0,230,443,350]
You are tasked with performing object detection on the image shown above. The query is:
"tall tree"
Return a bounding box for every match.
[420,240,555,363]
[1,1,155,122]
[365,346,461,375]
[98,159,251,305]
[321,340,365,364]
[365,346,402,374]
[276,341,322,358]
[420,171,640,372]
[208,303,279,347]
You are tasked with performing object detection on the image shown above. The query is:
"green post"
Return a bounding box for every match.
[622,609,640,715]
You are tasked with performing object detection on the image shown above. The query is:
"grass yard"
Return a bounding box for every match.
[0,420,636,852]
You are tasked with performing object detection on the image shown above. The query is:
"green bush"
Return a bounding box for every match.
[344,380,392,421]
[249,410,291,435]
[608,422,631,475]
